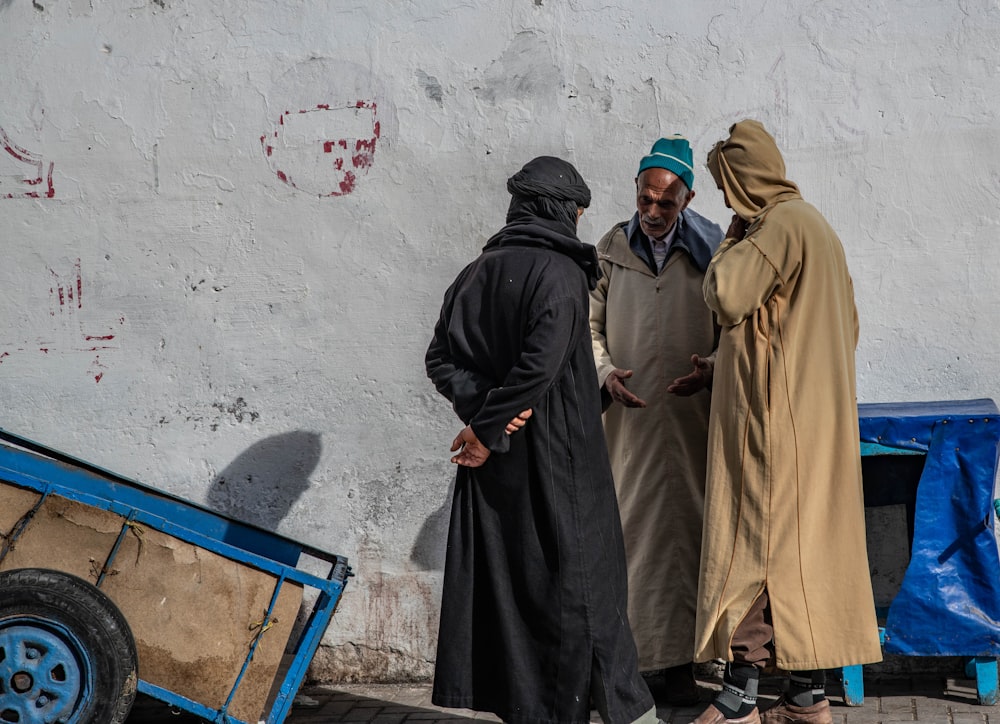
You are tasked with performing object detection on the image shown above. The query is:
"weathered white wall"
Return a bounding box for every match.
[2,0,999,682]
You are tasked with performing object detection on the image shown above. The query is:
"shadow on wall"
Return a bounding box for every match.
[409,478,452,571]
[206,431,322,532]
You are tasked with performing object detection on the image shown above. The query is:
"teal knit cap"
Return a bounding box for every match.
[637,135,695,189]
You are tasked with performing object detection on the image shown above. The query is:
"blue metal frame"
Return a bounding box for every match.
[0,428,352,724]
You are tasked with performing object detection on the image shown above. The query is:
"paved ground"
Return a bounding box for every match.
[125,671,1000,723]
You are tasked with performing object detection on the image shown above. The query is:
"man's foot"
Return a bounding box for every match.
[692,703,761,723]
[759,697,832,724]
[661,662,700,706]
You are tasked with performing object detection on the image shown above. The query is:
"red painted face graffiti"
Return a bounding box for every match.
[0,126,54,199]
[261,101,380,197]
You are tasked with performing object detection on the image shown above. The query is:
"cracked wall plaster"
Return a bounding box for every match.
[3,0,1000,681]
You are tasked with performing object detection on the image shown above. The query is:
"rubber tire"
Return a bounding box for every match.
[0,568,138,724]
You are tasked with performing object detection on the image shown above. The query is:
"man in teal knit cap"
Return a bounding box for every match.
[590,135,724,705]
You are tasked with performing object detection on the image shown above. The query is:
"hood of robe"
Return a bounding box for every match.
[706,120,802,221]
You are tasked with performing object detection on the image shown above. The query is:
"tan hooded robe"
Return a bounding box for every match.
[694,120,882,670]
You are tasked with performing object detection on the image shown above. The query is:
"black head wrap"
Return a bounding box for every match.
[506,156,591,207]
[484,156,602,289]
[505,156,591,230]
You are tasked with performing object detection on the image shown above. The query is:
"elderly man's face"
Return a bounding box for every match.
[635,168,694,239]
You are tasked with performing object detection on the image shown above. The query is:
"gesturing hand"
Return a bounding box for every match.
[604,368,647,408]
[667,354,715,396]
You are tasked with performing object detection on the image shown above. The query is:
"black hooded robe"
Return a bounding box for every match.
[426,218,652,724]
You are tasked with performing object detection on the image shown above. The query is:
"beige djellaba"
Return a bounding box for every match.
[694,120,883,670]
[590,216,719,671]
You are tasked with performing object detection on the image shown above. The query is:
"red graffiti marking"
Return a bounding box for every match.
[90,354,105,383]
[0,126,54,199]
[0,260,124,383]
[261,100,379,197]
[339,171,356,195]
[50,259,83,311]
[352,137,376,170]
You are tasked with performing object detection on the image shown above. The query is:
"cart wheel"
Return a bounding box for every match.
[0,568,137,724]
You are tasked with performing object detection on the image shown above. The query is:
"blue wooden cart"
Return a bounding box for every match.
[0,428,351,724]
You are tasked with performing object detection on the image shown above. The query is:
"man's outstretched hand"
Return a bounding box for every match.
[667,354,714,396]
[604,369,647,408]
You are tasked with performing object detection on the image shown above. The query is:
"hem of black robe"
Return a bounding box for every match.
[429,694,577,724]
[430,693,654,724]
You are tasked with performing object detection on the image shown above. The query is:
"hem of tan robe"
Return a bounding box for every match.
[772,654,885,670]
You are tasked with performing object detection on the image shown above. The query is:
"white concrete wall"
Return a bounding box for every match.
[2,0,999,681]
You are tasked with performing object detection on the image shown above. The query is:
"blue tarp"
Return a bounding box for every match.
[859,399,1000,656]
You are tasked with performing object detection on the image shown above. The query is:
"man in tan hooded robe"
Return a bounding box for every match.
[691,120,882,724]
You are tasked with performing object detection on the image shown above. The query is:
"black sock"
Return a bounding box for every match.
[713,662,759,718]
[787,670,826,707]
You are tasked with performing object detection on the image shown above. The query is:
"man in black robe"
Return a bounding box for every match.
[426,156,656,724]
